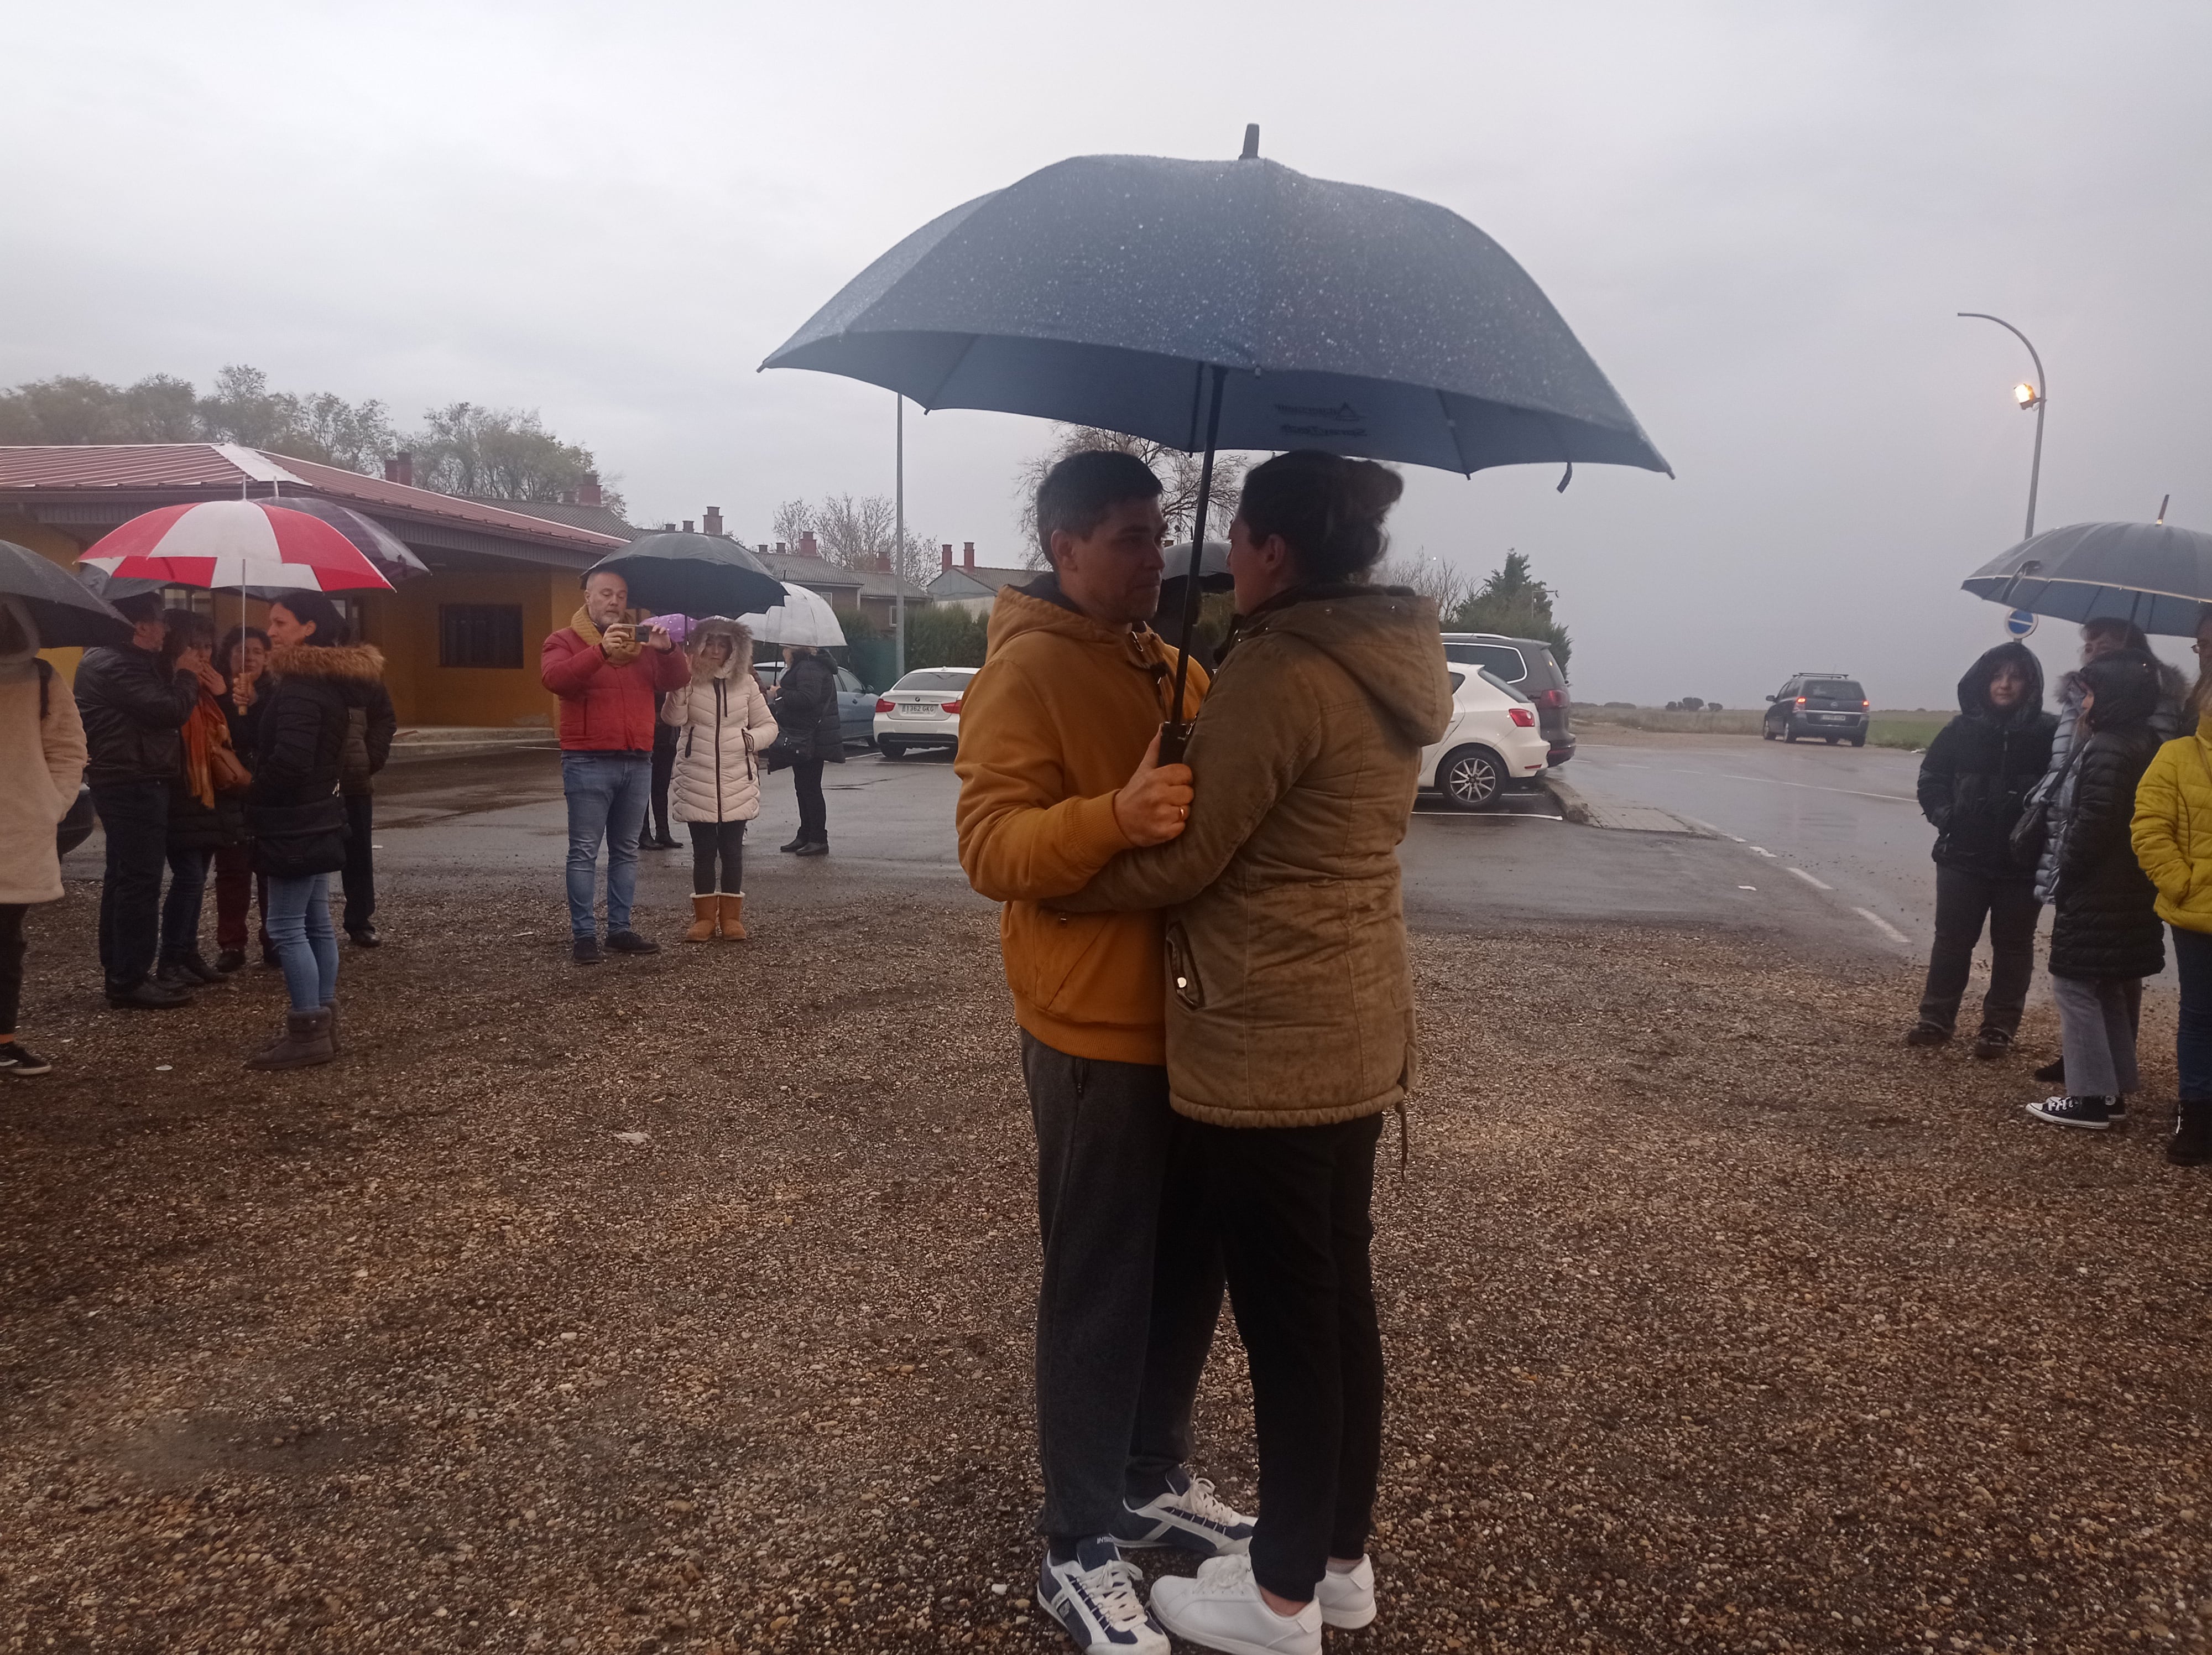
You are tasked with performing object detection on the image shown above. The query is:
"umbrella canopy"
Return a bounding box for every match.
[262,496,430,586]
[1962,521,2212,637]
[763,147,1669,478]
[1162,539,1233,591]
[0,540,134,648]
[587,533,786,620]
[80,499,395,593]
[736,581,849,649]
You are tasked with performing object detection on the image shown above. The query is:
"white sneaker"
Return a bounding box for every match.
[1117,1468,1255,1556]
[1150,1553,1321,1655]
[1316,1554,1376,1628]
[1038,1537,1168,1654]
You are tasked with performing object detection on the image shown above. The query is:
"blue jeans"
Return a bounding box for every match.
[266,873,338,1013]
[2174,924,2212,1101]
[562,751,650,939]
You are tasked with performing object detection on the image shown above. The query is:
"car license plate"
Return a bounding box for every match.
[899,704,937,719]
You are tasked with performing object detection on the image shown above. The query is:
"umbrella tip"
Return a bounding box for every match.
[2157,492,2169,525]
[1240,124,1260,160]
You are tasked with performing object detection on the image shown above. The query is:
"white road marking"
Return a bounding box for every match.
[1854,907,1911,945]
[1712,771,1916,803]
[1738,884,1757,891]
[1787,867,1833,891]
[1748,845,1777,858]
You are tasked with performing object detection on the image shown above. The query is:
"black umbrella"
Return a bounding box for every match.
[1963,520,2212,636]
[265,495,431,586]
[765,128,1667,753]
[587,532,787,620]
[1,540,134,647]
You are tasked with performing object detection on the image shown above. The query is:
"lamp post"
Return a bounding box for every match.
[893,392,906,680]
[1957,312,2047,539]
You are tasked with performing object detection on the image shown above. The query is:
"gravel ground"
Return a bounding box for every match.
[2,875,2209,1654]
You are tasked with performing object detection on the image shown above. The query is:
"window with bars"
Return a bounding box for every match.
[438,604,524,669]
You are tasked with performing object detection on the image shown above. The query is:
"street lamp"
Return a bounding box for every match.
[1958,311,2048,539]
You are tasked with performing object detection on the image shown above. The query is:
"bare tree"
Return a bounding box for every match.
[1375,553,1471,614]
[1013,425,1249,569]
[406,402,621,512]
[771,498,817,549]
[797,493,940,587]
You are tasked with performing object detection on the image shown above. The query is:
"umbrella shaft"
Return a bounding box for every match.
[1164,366,1228,759]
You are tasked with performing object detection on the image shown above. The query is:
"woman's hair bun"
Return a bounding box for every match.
[1237,450,1404,583]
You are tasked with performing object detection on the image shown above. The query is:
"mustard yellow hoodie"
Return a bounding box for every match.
[954,578,1206,1065]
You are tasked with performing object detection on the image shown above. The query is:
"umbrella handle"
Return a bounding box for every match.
[1159,721,1194,765]
[1164,365,1229,758]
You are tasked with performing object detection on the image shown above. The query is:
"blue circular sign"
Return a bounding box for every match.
[2005,608,2038,638]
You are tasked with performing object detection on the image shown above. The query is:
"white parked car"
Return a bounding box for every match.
[1420,665,1551,809]
[874,667,979,758]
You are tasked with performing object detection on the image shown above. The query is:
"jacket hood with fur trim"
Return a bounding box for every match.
[270,643,385,683]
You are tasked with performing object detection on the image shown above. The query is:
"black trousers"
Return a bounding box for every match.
[1917,863,2041,1035]
[0,904,25,1035]
[1198,1110,1386,1601]
[792,757,827,843]
[92,780,169,992]
[341,792,375,934]
[644,730,677,844]
[687,820,745,894]
[1022,1033,1225,1540]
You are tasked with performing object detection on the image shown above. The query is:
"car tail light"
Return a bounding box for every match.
[1861,699,1870,709]
[1795,696,1807,706]
[875,698,895,713]
[1508,707,1537,727]
[1537,688,1565,710]
[941,698,964,715]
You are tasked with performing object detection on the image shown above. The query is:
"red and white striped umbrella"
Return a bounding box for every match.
[81,499,395,592]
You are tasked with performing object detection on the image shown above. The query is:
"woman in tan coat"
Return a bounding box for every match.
[0,595,90,1078]
[664,618,777,939]
[1056,451,1454,1654]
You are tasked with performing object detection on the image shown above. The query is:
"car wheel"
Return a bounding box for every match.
[880,742,905,761]
[1850,735,1867,747]
[1437,745,1505,810]
[1825,736,1839,745]
[1762,720,1777,741]
[1783,722,1798,743]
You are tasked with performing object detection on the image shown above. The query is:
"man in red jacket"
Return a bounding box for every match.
[540,569,692,965]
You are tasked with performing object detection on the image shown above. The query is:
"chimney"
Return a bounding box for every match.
[663,522,676,532]
[557,489,574,506]
[758,544,769,555]
[682,519,695,534]
[384,450,414,487]
[940,542,953,572]
[799,531,819,559]
[962,540,976,570]
[775,541,787,555]
[577,473,603,507]
[703,506,724,537]
[875,552,891,573]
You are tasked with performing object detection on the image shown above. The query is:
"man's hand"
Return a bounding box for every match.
[603,622,635,655]
[644,624,674,652]
[1112,730,1194,847]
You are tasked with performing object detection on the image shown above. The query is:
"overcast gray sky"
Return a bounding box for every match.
[8,1,2208,706]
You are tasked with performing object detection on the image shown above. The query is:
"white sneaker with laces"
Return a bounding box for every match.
[1038,1537,1168,1654]
[1317,1554,1376,1628]
[1117,1468,1255,1556]
[1150,1553,1321,1655]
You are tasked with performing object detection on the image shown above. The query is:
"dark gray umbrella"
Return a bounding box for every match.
[587,533,786,619]
[1,540,133,647]
[267,495,431,586]
[1962,521,2212,637]
[764,131,1668,752]
[1162,539,1233,590]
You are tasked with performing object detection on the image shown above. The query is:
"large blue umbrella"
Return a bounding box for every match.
[1962,521,2212,637]
[764,128,1668,748]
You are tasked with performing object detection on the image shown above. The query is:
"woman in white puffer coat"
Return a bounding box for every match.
[663,618,777,940]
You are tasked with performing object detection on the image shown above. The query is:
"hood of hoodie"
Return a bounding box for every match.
[2080,646,2163,732]
[688,617,755,679]
[985,575,1187,684]
[1240,585,1455,750]
[1957,640,2046,726]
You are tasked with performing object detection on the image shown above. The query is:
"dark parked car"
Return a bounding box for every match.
[1439,633,1574,765]
[1762,674,1870,745]
[754,659,878,748]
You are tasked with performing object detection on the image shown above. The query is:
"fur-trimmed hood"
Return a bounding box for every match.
[687,618,755,680]
[270,642,385,683]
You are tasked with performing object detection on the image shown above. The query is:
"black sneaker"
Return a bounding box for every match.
[214,949,247,974]
[606,929,660,955]
[572,936,604,966]
[155,960,199,992]
[2033,1057,2065,1085]
[794,838,828,858]
[1972,1028,2014,1061]
[1904,1022,1950,1048]
[176,951,224,986]
[347,925,381,949]
[0,1040,53,1077]
[2026,1094,2112,1131]
[108,979,192,1010]
[779,835,806,853]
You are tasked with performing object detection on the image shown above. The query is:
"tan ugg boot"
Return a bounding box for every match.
[718,893,747,940]
[246,1008,335,1071]
[684,894,719,942]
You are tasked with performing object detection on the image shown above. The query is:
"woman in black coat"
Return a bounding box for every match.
[774,645,844,857]
[246,593,387,1071]
[2031,647,2167,1131]
[1907,641,2057,1056]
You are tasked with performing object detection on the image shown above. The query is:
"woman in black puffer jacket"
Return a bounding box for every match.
[247,592,387,1071]
[2031,647,2166,1131]
[773,646,844,856]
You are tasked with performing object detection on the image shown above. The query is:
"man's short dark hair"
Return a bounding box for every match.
[1035,450,1162,564]
[111,591,163,624]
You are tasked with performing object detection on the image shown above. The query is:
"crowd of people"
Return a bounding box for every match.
[1910,617,2212,1163]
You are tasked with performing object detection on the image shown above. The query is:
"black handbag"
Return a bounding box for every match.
[252,794,349,878]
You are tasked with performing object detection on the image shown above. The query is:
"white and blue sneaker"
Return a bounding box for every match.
[1039,1537,1168,1654]
[1116,1467,1255,1557]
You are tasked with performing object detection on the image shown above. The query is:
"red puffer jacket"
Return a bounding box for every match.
[540,622,692,752]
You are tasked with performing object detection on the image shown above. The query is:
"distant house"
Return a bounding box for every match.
[748,531,931,632]
[926,542,1036,617]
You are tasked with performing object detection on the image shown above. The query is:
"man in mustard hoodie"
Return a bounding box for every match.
[956,451,1253,1655]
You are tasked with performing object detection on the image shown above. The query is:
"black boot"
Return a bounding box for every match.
[795,836,828,857]
[779,834,807,853]
[2171,1096,2212,1165]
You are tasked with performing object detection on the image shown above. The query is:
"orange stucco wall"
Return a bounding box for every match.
[355,569,572,728]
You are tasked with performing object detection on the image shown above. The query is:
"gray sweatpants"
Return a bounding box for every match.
[2051,975,2142,1099]
[1021,1031,1226,1540]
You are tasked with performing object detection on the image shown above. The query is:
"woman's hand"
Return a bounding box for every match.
[193,660,228,698]
[1113,730,1195,847]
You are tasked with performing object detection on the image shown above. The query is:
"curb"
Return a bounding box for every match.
[1540,774,1593,825]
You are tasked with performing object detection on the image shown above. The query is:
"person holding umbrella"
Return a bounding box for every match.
[0,592,90,1076]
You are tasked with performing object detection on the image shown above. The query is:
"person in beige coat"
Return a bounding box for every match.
[664,617,778,940]
[1054,452,1454,1655]
[0,596,91,1077]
